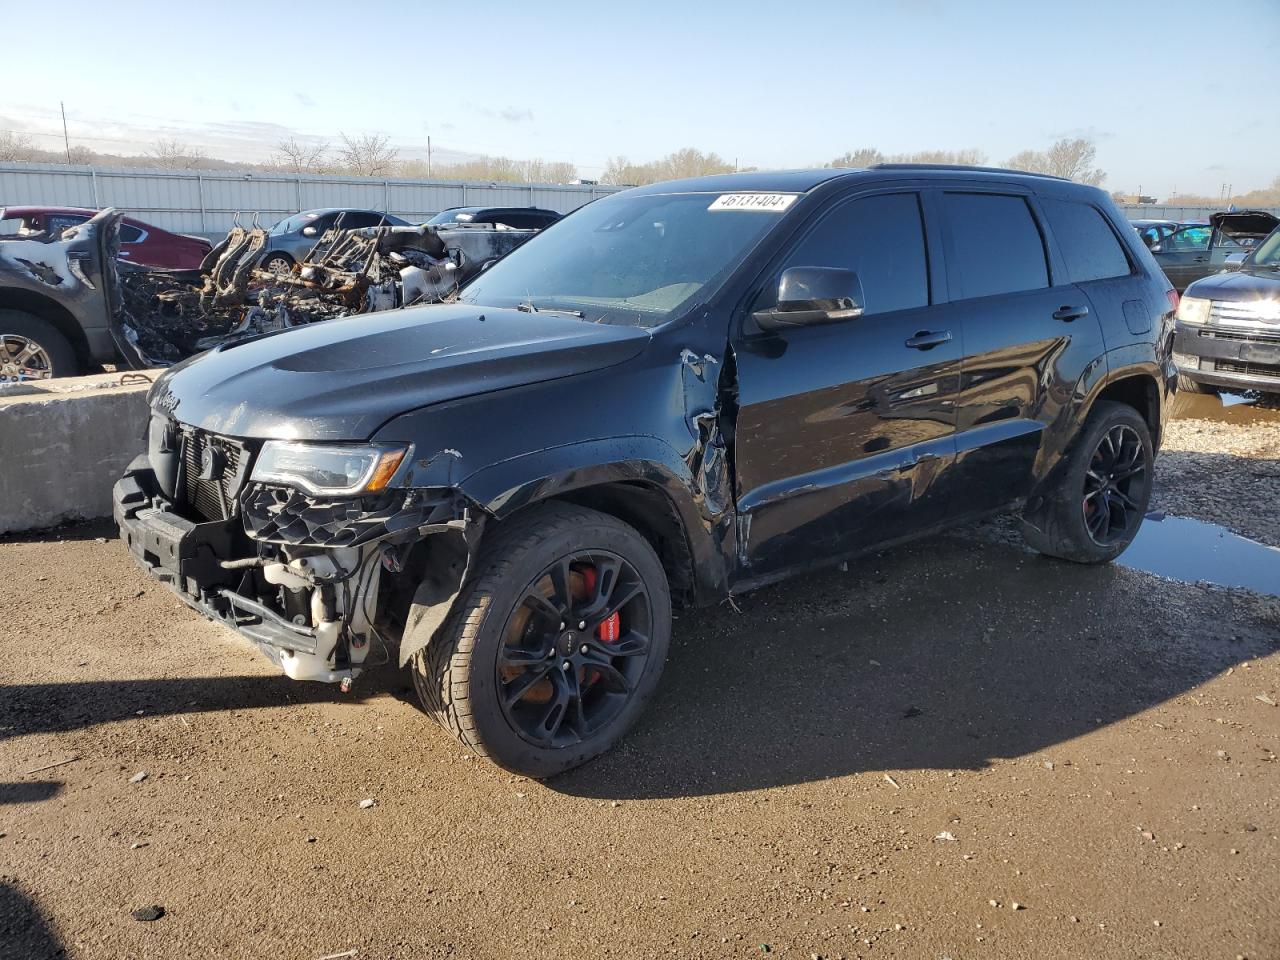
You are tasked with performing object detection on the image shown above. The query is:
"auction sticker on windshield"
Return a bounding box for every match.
[708,193,799,212]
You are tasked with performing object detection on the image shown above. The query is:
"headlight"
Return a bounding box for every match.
[1175,296,1210,326]
[251,441,410,497]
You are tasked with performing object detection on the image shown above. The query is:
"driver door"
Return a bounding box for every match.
[1158,224,1211,290]
[730,191,962,580]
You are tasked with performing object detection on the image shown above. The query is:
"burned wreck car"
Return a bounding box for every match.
[114,214,541,367]
[0,207,539,380]
[115,167,1175,777]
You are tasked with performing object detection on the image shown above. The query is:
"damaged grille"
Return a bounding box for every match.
[179,430,250,522]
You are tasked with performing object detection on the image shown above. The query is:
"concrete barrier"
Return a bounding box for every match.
[0,370,158,534]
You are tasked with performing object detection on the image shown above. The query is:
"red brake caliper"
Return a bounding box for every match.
[580,566,621,642]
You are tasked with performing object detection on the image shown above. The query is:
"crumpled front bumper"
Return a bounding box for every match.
[113,454,320,657]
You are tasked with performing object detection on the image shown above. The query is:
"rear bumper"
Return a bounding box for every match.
[1173,322,1280,390]
[114,455,319,655]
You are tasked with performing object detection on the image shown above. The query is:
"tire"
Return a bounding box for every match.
[1176,372,1217,395]
[0,310,78,382]
[412,502,672,777]
[261,254,294,277]
[1020,401,1154,564]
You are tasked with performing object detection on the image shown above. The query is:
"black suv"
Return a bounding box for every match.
[114,166,1176,776]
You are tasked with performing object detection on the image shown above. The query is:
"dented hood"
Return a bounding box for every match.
[150,303,651,441]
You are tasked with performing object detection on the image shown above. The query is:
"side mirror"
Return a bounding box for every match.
[301,225,318,237]
[753,266,865,331]
[1223,252,1247,271]
[1149,243,1163,254]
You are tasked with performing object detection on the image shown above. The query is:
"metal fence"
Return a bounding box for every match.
[1117,204,1280,221]
[2,162,1276,242]
[0,162,623,240]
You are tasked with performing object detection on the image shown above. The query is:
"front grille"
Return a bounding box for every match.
[179,430,248,521]
[1208,300,1280,330]
[1211,359,1280,382]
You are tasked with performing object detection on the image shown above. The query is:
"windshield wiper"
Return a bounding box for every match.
[516,300,585,319]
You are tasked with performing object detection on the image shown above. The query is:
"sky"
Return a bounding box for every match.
[1,0,1276,198]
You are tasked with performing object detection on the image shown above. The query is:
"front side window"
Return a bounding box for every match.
[764,192,929,316]
[460,191,792,327]
[1042,199,1131,283]
[942,193,1048,299]
[1167,226,1210,251]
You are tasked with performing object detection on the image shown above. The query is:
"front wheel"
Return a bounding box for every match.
[0,310,78,382]
[1176,372,1218,395]
[412,502,671,777]
[1020,401,1154,564]
[261,254,294,277]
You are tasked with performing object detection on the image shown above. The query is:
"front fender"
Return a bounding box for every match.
[459,435,730,601]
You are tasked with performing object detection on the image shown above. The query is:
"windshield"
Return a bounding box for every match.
[1250,228,1280,267]
[458,191,795,327]
[270,212,319,235]
[426,210,474,225]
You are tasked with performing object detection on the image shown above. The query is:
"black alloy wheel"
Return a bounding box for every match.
[1082,422,1148,546]
[498,552,653,749]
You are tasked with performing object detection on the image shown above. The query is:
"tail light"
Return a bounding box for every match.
[1166,288,1180,313]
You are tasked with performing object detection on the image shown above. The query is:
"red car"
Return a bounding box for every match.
[0,205,212,270]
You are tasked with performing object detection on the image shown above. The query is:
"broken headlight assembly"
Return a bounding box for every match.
[250,441,411,497]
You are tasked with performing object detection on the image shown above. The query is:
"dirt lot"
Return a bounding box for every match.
[2,393,1278,960]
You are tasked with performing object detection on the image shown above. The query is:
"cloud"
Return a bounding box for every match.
[1049,126,1116,142]
[498,107,533,123]
[294,92,316,108]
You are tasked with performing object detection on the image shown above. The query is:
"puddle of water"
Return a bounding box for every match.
[1120,513,1280,596]
[1171,390,1280,425]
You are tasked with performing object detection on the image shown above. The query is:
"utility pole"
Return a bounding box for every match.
[427,136,432,179]
[60,101,71,164]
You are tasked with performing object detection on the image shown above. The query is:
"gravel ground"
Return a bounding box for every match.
[1,396,1277,960]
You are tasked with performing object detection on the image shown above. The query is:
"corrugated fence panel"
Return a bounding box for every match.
[1,162,624,239]
[1119,204,1280,221]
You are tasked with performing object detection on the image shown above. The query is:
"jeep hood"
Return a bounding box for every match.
[151,303,651,440]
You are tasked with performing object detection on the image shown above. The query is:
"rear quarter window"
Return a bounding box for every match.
[942,193,1048,300]
[1042,199,1131,283]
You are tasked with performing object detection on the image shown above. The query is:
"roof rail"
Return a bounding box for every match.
[870,163,1071,182]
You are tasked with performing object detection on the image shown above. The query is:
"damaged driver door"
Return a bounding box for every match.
[730,191,961,580]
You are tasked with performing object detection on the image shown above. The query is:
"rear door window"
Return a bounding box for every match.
[770,192,930,316]
[1042,199,1131,283]
[942,193,1048,299]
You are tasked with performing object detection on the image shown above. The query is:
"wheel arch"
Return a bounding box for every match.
[0,289,90,372]
[1084,366,1163,449]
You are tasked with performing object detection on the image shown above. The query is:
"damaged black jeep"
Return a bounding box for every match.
[115,167,1175,776]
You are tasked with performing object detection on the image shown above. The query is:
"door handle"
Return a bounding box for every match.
[1052,305,1090,322]
[904,329,952,350]
[1193,256,1208,263]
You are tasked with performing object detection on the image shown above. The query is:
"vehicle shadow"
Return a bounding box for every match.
[0,883,64,960]
[0,782,63,805]
[550,531,1277,800]
[0,674,378,744]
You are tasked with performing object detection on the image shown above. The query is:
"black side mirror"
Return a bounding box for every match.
[753,266,865,331]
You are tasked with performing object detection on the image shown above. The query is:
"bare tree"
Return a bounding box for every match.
[0,130,37,162]
[148,138,207,170]
[831,147,885,168]
[273,137,329,174]
[335,133,398,177]
[1005,138,1105,186]
[603,148,735,186]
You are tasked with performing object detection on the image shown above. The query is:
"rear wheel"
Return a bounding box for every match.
[1176,372,1218,395]
[1020,401,1154,564]
[412,502,671,777]
[0,310,77,382]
